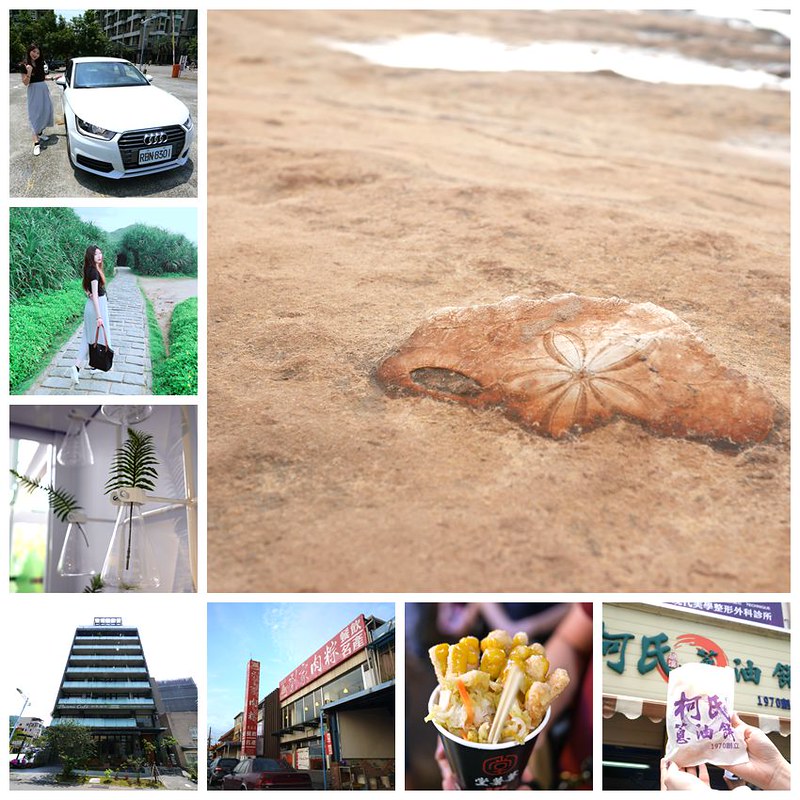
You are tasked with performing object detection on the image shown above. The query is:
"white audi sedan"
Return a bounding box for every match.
[56,57,194,179]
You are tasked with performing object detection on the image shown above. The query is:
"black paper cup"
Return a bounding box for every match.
[429,686,551,790]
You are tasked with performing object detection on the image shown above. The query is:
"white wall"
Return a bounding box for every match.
[337,708,394,758]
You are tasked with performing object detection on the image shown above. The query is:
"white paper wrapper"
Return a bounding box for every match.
[664,663,748,767]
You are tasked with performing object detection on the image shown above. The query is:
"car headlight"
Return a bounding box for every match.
[184,115,194,131]
[75,116,117,140]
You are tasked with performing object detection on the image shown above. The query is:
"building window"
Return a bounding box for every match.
[324,667,365,704]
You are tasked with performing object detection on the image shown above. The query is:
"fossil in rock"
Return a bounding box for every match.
[376,294,775,445]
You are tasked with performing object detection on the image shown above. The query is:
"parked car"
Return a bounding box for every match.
[221,758,313,791]
[207,757,239,788]
[55,56,194,179]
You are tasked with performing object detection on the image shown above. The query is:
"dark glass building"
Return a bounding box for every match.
[50,617,163,767]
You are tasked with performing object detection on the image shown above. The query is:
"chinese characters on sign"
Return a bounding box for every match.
[279,615,368,700]
[602,624,791,708]
[672,691,738,752]
[666,602,785,630]
[241,659,260,757]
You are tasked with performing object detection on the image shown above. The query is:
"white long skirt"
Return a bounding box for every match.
[78,296,112,365]
[27,81,54,135]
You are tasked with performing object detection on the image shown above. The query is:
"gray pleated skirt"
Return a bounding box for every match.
[78,296,112,365]
[27,81,54,135]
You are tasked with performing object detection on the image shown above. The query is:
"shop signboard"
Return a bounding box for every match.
[324,730,333,756]
[280,614,368,700]
[296,747,310,770]
[241,659,260,757]
[603,604,791,718]
[665,602,786,630]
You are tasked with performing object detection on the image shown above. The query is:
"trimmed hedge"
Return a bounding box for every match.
[9,280,86,393]
[151,297,198,396]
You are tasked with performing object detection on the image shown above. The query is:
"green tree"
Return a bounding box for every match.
[186,36,198,62]
[43,721,97,778]
[45,16,77,62]
[70,10,110,58]
[159,734,179,766]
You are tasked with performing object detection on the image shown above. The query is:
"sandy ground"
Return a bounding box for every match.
[208,11,789,592]
[137,276,198,348]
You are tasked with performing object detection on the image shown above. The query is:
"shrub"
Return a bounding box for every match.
[122,224,197,276]
[9,280,86,393]
[152,297,198,395]
[10,208,113,301]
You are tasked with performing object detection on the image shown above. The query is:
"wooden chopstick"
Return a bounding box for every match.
[488,663,523,744]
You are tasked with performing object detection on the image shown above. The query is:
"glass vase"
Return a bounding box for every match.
[56,522,94,576]
[100,503,160,591]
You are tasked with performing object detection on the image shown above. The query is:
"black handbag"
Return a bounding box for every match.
[89,323,114,371]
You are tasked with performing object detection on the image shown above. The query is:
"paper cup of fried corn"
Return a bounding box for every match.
[425,629,569,790]
[430,686,551,790]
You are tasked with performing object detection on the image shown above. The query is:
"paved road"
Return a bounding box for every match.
[25,268,152,396]
[10,765,196,791]
[9,65,198,198]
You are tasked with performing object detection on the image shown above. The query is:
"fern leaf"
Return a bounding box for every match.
[104,428,160,493]
[10,469,82,522]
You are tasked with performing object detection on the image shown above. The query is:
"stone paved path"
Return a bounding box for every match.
[26,267,152,396]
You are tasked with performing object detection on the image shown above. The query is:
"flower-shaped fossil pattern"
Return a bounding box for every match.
[504,330,656,438]
[376,294,775,445]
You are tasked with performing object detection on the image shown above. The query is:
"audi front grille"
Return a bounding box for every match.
[118,125,187,170]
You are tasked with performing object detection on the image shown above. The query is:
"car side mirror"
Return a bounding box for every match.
[146,75,154,83]
[55,76,66,88]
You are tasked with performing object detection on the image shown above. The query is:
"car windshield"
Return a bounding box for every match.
[73,61,149,89]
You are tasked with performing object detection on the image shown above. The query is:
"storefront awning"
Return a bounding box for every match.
[322,680,394,713]
[603,694,791,736]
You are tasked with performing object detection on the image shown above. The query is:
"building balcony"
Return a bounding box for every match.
[72,646,142,653]
[69,655,145,663]
[62,681,151,690]
[57,698,155,709]
[75,636,139,643]
[51,717,138,729]
[66,667,148,676]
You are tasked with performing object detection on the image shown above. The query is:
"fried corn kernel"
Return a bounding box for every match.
[446,642,469,678]
[512,631,529,648]
[524,654,550,684]
[460,636,480,671]
[480,647,507,679]
[429,643,449,685]
[481,629,513,653]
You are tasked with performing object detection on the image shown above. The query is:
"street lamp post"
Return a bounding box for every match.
[138,14,160,71]
[9,688,29,743]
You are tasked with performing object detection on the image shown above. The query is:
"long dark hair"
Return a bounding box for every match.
[82,245,106,293]
[24,43,42,67]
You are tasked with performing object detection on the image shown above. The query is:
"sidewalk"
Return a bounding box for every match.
[26,268,152,396]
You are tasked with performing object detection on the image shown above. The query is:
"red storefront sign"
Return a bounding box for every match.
[279,614,368,700]
[324,731,333,756]
[241,659,260,757]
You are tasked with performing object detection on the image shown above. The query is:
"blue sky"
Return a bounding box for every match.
[54,9,83,22]
[207,602,395,740]
[74,207,198,243]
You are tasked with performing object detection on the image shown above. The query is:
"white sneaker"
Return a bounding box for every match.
[33,143,41,156]
[71,365,80,386]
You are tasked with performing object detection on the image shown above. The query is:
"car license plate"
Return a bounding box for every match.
[138,145,173,165]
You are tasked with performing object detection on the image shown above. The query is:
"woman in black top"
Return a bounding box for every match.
[21,43,54,156]
[72,245,113,387]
